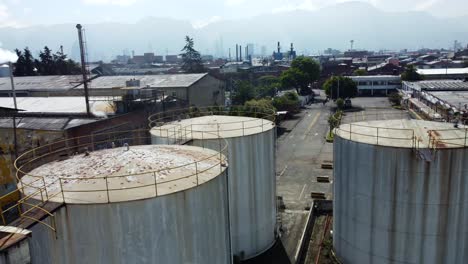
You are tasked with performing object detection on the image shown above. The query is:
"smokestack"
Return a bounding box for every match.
[236,44,239,62]
[246,46,249,61]
[240,45,242,61]
[76,24,91,117]
[290,43,294,53]
[277,42,281,53]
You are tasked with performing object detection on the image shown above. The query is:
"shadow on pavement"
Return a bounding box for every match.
[242,239,292,264]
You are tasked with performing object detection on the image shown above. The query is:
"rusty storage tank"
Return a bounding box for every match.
[333,119,468,264]
[16,142,230,264]
[150,108,277,260]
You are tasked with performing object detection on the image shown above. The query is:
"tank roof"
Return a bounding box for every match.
[335,119,467,148]
[19,145,226,204]
[151,115,275,139]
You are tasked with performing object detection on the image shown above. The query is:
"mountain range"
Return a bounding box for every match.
[1,2,467,61]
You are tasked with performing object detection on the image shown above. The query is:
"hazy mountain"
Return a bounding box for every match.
[1,2,467,61]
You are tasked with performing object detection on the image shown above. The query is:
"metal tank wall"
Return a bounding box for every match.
[333,136,468,264]
[152,127,277,259]
[27,170,231,264]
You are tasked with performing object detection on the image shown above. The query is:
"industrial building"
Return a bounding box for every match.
[333,119,468,264]
[0,73,224,107]
[416,68,468,80]
[349,75,401,96]
[150,107,277,260]
[1,132,230,264]
[402,80,468,123]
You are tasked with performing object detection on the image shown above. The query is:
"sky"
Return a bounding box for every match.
[0,0,467,29]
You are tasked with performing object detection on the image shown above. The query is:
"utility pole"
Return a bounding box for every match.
[76,24,91,117]
[8,62,18,159]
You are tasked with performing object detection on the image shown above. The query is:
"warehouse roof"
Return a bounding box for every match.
[417,68,468,75]
[0,75,85,91]
[0,117,98,131]
[77,73,208,89]
[0,97,116,115]
[428,91,468,111]
[404,80,468,91]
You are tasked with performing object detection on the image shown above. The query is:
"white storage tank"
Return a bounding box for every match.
[18,144,230,264]
[333,119,468,264]
[150,111,277,260]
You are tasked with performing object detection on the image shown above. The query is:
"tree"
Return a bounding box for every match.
[388,92,402,106]
[256,75,280,98]
[280,56,320,95]
[180,36,205,73]
[353,69,367,76]
[232,81,256,105]
[244,98,276,114]
[336,98,345,110]
[323,76,358,100]
[38,46,54,75]
[273,91,300,113]
[23,47,36,76]
[13,46,80,76]
[13,49,26,76]
[401,65,422,81]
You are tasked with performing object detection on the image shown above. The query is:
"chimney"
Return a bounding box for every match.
[240,45,242,61]
[277,42,281,53]
[246,46,249,61]
[236,44,239,62]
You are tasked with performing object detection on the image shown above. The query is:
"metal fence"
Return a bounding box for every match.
[148,106,276,137]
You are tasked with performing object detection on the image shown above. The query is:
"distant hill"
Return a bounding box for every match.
[1,2,467,61]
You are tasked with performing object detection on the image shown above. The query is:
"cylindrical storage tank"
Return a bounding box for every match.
[18,144,230,264]
[151,113,277,259]
[0,65,9,77]
[333,119,468,264]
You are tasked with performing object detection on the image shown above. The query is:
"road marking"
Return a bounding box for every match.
[278,165,288,178]
[298,184,307,200]
[301,113,321,140]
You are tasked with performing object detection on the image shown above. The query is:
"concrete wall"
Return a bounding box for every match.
[333,136,468,264]
[28,170,231,264]
[0,238,31,264]
[0,128,63,197]
[187,128,276,259]
[188,75,225,107]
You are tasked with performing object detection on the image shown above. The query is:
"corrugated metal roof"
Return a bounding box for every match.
[77,73,208,89]
[0,117,98,131]
[428,91,468,110]
[0,75,85,91]
[417,68,468,75]
[0,97,116,114]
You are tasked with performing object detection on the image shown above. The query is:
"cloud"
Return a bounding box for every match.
[225,0,247,7]
[415,0,439,11]
[192,16,222,29]
[82,0,139,6]
[0,47,18,63]
[271,0,321,14]
[0,2,25,28]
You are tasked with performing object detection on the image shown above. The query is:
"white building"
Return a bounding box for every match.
[349,75,401,96]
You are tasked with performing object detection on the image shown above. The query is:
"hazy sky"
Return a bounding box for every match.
[1,0,467,28]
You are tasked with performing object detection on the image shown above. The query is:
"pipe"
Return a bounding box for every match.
[76,24,91,117]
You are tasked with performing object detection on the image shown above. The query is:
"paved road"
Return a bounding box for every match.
[276,100,333,261]
[274,97,410,262]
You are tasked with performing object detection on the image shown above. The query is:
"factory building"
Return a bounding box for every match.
[333,119,468,264]
[349,75,401,96]
[150,107,277,260]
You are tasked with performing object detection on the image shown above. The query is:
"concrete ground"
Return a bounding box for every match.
[273,97,410,263]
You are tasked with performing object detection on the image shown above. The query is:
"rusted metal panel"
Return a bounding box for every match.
[333,135,468,264]
[27,171,230,264]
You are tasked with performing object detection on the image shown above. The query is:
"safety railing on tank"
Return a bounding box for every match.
[1,128,228,231]
[427,127,468,148]
[148,106,276,136]
[339,111,411,124]
[335,123,417,147]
